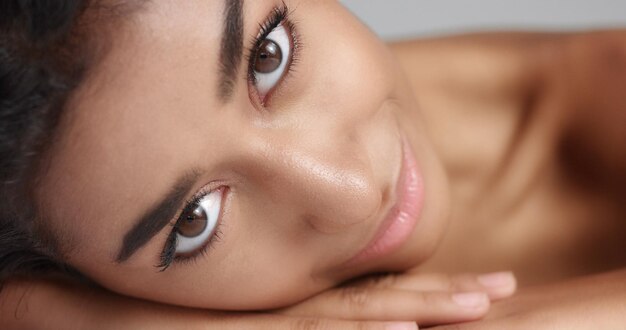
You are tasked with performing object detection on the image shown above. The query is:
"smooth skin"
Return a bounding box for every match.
[1,0,625,328]
[394,31,626,329]
[35,0,455,310]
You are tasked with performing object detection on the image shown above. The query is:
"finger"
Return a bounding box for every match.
[357,272,516,300]
[279,288,490,325]
[215,313,419,330]
[430,319,499,330]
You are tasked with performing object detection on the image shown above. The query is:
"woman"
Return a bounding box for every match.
[1,0,624,328]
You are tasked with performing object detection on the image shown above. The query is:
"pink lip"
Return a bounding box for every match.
[348,137,424,264]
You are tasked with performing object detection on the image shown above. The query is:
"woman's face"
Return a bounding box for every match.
[38,0,450,309]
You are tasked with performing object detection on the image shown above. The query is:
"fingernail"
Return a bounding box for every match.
[452,292,488,308]
[477,271,515,288]
[385,322,418,330]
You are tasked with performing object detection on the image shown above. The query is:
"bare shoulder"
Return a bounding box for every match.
[551,30,626,196]
[388,32,562,98]
[386,32,567,189]
[388,30,626,98]
[389,30,626,195]
[398,31,626,282]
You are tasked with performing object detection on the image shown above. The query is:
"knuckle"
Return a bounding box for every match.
[355,321,380,330]
[423,272,447,284]
[420,291,444,307]
[451,273,477,290]
[443,274,458,290]
[292,317,325,330]
[440,324,464,330]
[340,287,371,310]
[432,273,456,291]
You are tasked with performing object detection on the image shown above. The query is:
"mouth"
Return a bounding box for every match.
[347,136,424,265]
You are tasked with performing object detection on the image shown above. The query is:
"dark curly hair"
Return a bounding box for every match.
[0,0,141,284]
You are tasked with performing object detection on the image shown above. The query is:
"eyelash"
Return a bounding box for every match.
[157,4,299,271]
[156,189,222,272]
[157,190,224,271]
[246,2,300,105]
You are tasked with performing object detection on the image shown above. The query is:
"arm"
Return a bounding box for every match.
[0,271,517,329]
[433,268,626,329]
[0,277,407,330]
[0,276,242,330]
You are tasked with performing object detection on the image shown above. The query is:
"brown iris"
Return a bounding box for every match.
[178,205,208,237]
[254,39,282,73]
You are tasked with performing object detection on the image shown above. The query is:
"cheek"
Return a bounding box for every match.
[86,240,334,310]
[72,191,336,310]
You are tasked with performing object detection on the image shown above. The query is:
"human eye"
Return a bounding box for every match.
[158,188,225,271]
[247,4,299,105]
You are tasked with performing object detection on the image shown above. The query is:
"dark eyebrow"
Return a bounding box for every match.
[116,170,200,263]
[218,0,244,101]
[115,1,243,263]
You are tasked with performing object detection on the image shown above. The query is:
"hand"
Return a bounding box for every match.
[276,270,517,327]
[0,271,516,330]
[0,277,421,330]
[432,268,626,330]
[0,277,420,330]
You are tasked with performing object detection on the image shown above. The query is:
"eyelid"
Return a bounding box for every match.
[175,188,223,253]
[254,4,290,43]
[253,24,291,99]
[156,4,299,271]
[157,183,225,271]
[246,4,299,106]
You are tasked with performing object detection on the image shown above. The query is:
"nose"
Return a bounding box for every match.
[246,130,383,234]
[288,149,382,233]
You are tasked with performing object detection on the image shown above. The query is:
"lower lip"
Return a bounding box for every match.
[348,137,424,264]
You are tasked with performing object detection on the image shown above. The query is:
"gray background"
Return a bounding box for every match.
[341,0,626,41]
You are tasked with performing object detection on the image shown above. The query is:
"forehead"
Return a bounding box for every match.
[37,0,227,261]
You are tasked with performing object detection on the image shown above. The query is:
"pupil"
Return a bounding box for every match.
[178,205,208,237]
[254,39,282,73]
